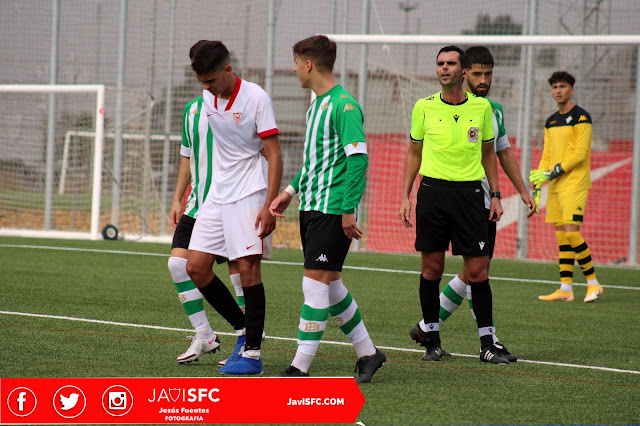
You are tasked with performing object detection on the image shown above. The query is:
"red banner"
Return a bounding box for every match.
[0,378,365,424]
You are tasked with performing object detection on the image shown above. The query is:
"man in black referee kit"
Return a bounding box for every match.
[399,45,511,364]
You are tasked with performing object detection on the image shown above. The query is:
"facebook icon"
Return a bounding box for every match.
[17,392,27,411]
[8,387,37,417]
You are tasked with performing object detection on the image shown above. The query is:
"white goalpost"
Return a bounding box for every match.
[0,84,106,240]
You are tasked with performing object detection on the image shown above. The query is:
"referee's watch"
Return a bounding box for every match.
[490,191,502,199]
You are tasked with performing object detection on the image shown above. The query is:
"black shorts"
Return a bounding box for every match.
[300,211,351,271]
[415,177,489,257]
[172,214,228,264]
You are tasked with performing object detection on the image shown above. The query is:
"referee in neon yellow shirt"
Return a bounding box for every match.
[400,46,509,364]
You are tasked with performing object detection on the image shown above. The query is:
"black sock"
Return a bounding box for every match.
[469,279,494,348]
[243,283,265,352]
[419,275,441,342]
[199,276,245,330]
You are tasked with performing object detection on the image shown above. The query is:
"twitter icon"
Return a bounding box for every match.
[60,393,79,411]
[54,386,86,419]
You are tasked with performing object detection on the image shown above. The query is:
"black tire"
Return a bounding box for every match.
[101,224,119,240]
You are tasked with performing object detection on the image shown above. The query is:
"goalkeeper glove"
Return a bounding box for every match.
[529,163,565,185]
[532,183,542,214]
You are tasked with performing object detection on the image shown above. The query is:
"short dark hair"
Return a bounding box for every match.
[465,46,494,68]
[189,40,209,61]
[190,40,230,75]
[292,35,337,72]
[437,45,468,69]
[548,71,575,87]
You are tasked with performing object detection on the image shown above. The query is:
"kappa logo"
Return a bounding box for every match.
[178,294,186,303]
[343,103,355,112]
[334,317,344,326]
[579,115,588,122]
[479,241,486,250]
[577,206,583,211]
[566,115,573,124]
[340,94,349,99]
[304,322,322,332]
[233,112,242,125]
[191,109,199,115]
[316,254,329,263]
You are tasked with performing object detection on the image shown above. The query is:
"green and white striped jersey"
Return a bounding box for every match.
[292,85,368,215]
[481,98,512,208]
[181,96,214,218]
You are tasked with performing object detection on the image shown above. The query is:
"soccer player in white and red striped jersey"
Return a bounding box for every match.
[187,40,283,375]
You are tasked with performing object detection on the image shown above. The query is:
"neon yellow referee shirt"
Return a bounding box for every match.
[410,92,494,182]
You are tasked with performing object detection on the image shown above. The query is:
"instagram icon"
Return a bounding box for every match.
[102,385,133,416]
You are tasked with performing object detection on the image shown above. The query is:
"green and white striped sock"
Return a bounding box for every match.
[329,278,375,359]
[292,277,329,373]
[168,256,213,339]
[229,273,245,313]
[439,274,466,323]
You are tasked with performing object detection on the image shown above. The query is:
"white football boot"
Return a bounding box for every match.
[177,335,221,364]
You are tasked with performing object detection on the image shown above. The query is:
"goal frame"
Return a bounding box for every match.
[0,84,106,240]
[325,34,640,264]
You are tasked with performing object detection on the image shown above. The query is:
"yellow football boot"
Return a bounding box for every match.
[538,289,574,302]
[584,284,603,303]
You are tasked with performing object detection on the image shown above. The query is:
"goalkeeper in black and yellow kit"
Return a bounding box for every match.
[530,71,603,303]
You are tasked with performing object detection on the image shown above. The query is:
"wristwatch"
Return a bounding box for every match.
[490,191,502,199]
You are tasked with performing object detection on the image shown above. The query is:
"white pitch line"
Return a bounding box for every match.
[1,243,639,290]
[1,310,639,376]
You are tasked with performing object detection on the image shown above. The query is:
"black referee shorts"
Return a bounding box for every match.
[415,177,489,257]
[172,214,228,264]
[299,211,351,271]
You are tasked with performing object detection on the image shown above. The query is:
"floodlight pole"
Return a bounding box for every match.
[160,0,177,235]
[111,0,128,228]
[45,0,60,230]
[516,0,537,260]
[354,0,370,252]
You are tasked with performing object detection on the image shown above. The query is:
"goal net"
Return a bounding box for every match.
[0,84,167,241]
[321,34,640,265]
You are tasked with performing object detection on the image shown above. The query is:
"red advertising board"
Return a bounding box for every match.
[1,377,365,424]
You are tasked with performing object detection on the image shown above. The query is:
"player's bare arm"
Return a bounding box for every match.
[256,134,282,238]
[399,140,423,228]
[497,148,536,217]
[170,156,191,228]
[269,191,292,218]
[481,142,503,222]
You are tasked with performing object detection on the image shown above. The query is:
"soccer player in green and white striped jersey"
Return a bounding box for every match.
[437,46,536,362]
[270,35,386,383]
[168,41,245,364]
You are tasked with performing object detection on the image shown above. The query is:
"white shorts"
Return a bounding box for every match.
[189,189,272,260]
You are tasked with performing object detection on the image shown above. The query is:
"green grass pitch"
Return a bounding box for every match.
[1,236,639,425]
